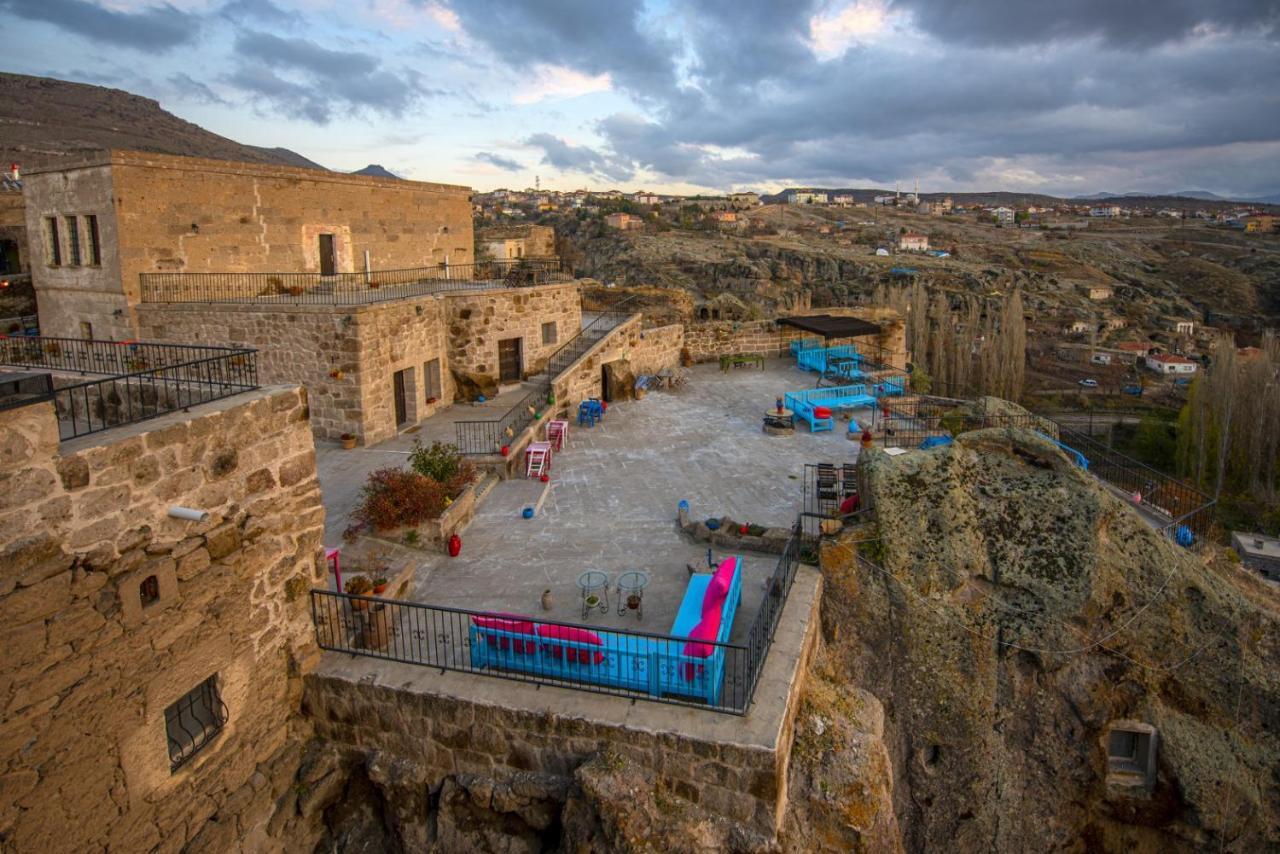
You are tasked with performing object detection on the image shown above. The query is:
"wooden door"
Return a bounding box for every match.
[318,233,336,276]
[393,369,408,426]
[498,338,522,384]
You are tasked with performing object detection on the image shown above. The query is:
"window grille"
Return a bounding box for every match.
[165,674,228,772]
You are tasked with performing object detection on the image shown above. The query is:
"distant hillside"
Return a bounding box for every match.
[352,164,400,179]
[760,186,1275,211]
[0,73,325,171]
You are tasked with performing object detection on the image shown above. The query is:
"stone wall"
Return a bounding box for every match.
[0,190,28,274]
[446,282,582,380]
[0,386,326,852]
[139,283,581,445]
[24,150,473,339]
[683,307,908,369]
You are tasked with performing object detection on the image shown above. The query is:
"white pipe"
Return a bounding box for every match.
[168,506,210,523]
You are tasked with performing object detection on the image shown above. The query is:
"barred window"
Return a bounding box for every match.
[541,321,557,346]
[45,217,61,266]
[86,215,102,265]
[165,674,228,772]
[65,216,81,266]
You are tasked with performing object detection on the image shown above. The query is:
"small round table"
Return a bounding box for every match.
[616,571,650,620]
[763,408,795,436]
[577,570,610,620]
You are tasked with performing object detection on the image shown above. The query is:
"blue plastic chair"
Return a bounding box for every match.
[586,399,604,420]
[577,401,598,427]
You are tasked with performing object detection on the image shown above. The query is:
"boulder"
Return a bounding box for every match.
[451,368,498,403]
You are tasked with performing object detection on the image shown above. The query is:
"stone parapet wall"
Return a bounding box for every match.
[683,307,908,369]
[0,387,326,852]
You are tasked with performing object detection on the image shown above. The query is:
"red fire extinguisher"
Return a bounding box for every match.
[447,533,462,557]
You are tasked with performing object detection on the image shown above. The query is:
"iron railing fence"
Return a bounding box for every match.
[739,523,808,705]
[0,336,259,440]
[454,296,639,454]
[802,461,864,523]
[0,335,251,377]
[309,590,758,714]
[1056,426,1216,540]
[879,395,1054,449]
[139,259,570,305]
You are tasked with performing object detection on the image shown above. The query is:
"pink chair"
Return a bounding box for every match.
[546,419,568,451]
[526,441,552,477]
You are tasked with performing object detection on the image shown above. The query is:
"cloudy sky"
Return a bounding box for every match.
[3,0,1279,197]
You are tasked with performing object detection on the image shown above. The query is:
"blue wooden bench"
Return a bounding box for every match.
[470,557,743,705]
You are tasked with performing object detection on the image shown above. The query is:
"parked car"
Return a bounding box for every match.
[1078,378,1099,388]
[1122,384,1144,396]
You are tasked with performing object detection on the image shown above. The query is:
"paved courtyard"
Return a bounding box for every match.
[316,356,873,640]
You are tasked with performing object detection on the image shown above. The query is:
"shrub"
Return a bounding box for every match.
[345,575,373,595]
[353,468,448,531]
[409,439,476,498]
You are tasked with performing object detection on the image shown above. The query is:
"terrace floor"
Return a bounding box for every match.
[315,357,873,639]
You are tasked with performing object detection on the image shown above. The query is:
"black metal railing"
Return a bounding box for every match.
[879,395,1053,448]
[0,336,259,440]
[454,296,640,454]
[739,522,808,705]
[139,259,570,305]
[309,590,758,714]
[165,674,228,772]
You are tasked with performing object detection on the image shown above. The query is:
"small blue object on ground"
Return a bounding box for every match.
[1175,525,1195,547]
[522,507,534,519]
[705,518,721,530]
[919,436,952,450]
[678,499,690,511]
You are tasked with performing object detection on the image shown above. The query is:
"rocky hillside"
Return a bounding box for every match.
[0,73,323,170]
[816,425,1280,850]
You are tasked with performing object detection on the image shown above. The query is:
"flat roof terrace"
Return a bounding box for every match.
[312,357,873,715]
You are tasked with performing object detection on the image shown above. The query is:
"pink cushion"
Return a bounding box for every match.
[839,495,859,515]
[813,406,833,419]
[702,557,736,617]
[536,624,605,664]
[682,608,722,658]
[472,613,537,654]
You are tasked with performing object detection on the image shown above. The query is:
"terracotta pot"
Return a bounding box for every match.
[341,437,357,450]
[372,583,388,595]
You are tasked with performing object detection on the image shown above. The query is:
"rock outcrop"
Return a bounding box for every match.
[821,426,1280,851]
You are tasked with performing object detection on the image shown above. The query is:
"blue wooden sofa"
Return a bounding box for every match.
[796,344,866,381]
[784,377,908,432]
[469,556,743,705]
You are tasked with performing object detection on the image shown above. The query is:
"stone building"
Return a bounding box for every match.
[476,224,556,260]
[22,150,474,340]
[0,173,26,276]
[0,382,326,852]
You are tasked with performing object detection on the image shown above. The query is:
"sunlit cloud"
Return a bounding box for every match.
[809,0,889,59]
[512,64,611,104]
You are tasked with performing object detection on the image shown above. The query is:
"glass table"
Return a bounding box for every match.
[616,571,650,620]
[577,570,610,620]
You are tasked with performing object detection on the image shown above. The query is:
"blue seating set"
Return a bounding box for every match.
[784,378,908,432]
[469,556,743,705]
[789,337,823,356]
[796,344,867,381]
[577,398,604,427]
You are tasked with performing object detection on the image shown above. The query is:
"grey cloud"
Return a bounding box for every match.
[476,151,524,171]
[525,133,634,182]
[168,73,229,106]
[229,30,424,121]
[220,0,301,26]
[889,0,1280,47]
[0,0,198,50]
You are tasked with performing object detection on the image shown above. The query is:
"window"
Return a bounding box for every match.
[165,674,227,772]
[541,321,558,346]
[86,215,101,265]
[65,216,81,266]
[80,321,93,341]
[423,358,442,401]
[1106,724,1157,788]
[45,217,61,266]
[139,574,159,608]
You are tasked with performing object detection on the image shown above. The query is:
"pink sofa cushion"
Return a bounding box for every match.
[536,624,605,664]
[682,608,722,658]
[701,557,737,617]
[472,613,537,653]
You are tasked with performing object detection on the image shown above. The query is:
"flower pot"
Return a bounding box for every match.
[626,594,641,610]
[585,595,600,609]
[372,583,388,595]
[341,437,357,450]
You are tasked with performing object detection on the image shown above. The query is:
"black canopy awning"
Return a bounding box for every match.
[776,314,882,339]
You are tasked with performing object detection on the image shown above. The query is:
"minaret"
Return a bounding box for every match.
[914,176,919,203]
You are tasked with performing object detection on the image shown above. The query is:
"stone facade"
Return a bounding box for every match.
[138,283,581,445]
[683,308,908,369]
[23,150,473,339]
[552,315,684,408]
[476,224,556,260]
[446,282,581,380]
[0,386,325,852]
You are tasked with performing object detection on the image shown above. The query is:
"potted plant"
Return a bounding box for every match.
[372,576,389,595]
[340,432,357,450]
[345,575,373,609]
[626,593,642,610]
[585,593,600,610]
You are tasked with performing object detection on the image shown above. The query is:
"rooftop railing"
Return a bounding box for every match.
[309,521,810,715]
[0,336,258,440]
[138,260,570,305]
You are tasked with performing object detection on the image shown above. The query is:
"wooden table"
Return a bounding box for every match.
[720,353,765,372]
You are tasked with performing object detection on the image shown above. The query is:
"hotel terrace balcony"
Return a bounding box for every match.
[138,259,571,306]
[0,335,258,440]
